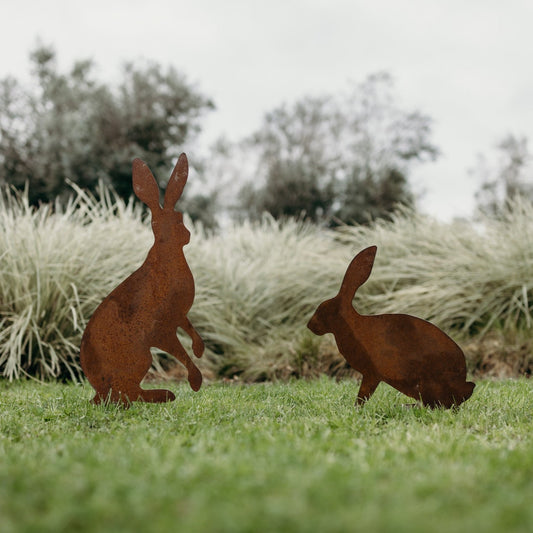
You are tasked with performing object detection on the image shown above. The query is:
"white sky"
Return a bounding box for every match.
[2,0,533,220]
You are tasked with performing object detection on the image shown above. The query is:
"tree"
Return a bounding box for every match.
[474,134,533,216]
[0,45,214,204]
[237,95,338,222]
[334,166,414,223]
[235,73,439,224]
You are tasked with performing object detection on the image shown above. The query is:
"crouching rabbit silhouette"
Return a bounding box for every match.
[307,246,474,408]
[80,154,204,404]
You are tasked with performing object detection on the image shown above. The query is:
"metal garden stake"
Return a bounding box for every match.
[80,154,204,404]
[307,245,475,408]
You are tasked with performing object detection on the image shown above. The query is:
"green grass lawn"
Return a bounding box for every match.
[0,378,532,533]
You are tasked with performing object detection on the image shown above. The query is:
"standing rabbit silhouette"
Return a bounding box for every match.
[80,154,204,405]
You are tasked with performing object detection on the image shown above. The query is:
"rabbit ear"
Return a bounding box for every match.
[164,153,188,209]
[132,159,161,212]
[338,246,377,304]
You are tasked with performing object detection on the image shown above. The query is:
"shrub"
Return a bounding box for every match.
[0,185,532,381]
[0,185,150,380]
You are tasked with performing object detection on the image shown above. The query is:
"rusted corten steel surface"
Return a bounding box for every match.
[80,154,204,404]
[307,246,475,408]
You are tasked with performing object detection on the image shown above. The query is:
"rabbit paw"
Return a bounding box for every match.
[188,366,203,392]
[192,337,205,358]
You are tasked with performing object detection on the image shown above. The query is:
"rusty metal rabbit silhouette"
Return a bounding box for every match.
[80,154,204,404]
[307,246,474,408]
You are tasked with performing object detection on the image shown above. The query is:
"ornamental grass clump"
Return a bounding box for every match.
[0,183,532,382]
[186,217,352,380]
[337,201,533,336]
[0,185,150,380]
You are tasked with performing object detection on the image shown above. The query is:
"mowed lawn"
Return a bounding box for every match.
[0,378,532,533]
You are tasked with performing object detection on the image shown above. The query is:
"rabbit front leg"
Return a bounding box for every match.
[180,317,205,358]
[155,335,203,391]
[356,373,380,407]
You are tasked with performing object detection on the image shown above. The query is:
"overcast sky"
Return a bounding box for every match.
[2,0,532,220]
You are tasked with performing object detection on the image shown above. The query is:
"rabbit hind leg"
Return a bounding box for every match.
[138,388,176,403]
[89,375,116,405]
[419,380,461,409]
[92,386,175,405]
[125,347,176,403]
[91,380,143,406]
[447,380,475,407]
[90,386,136,406]
[89,348,154,405]
[421,378,475,409]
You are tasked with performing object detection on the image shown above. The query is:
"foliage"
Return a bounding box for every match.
[0,184,151,380]
[336,200,533,336]
[234,73,439,225]
[1,184,533,381]
[0,45,214,204]
[191,203,533,381]
[0,379,532,533]
[179,190,220,231]
[474,133,533,217]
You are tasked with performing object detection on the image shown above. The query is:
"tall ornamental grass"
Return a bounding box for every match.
[0,185,150,380]
[338,202,533,335]
[186,218,351,380]
[0,184,532,381]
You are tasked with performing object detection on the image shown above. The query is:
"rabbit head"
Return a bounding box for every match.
[307,246,377,335]
[132,154,190,246]
[307,296,339,335]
